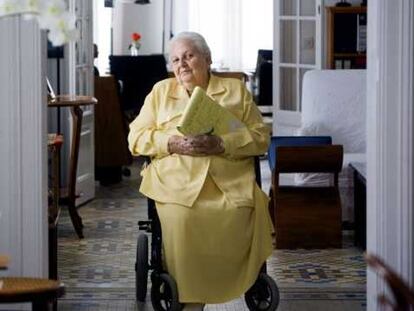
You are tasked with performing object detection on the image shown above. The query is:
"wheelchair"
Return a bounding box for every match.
[135,156,280,311]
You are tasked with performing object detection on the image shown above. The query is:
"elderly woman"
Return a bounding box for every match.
[128,32,273,310]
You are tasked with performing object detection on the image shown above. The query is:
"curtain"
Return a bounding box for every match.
[181,0,273,70]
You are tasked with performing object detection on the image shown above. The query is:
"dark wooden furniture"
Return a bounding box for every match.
[366,253,414,311]
[109,55,168,119]
[326,6,367,69]
[94,76,132,185]
[47,134,63,281]
[48,95,97,239]
[0,277,65,311]
[0,255,9,270]
[350,161,366,249]
[271,145,343,249]
[267,136,333,226]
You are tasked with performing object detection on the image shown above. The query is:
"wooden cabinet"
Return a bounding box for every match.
[326,6,367,69]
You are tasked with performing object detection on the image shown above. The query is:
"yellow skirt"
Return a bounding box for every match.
[155,173,274,304]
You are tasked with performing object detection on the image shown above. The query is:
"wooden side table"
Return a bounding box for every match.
[48,95,97,239]
[0,277,65,311]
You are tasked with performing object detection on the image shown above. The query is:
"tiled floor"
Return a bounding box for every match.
[57,159,366,310]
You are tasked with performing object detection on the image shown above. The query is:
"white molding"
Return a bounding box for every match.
[398,0,413,284]
[366,0,414,309]
[0,16,48,281]
[19,18,48,277]
[273,0,323,134]
[0,16,23,276]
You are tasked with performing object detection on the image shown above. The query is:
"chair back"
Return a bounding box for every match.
[256,58,272,107]
[275,145,343,186]
[109,55,168,115]
[268,136,332,171]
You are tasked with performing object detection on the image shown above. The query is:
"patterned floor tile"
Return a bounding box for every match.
[57,159,366,310]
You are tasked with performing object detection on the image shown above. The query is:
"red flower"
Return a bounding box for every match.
[131,32,141,42]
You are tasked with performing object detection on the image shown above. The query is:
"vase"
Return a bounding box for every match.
[129,43,140,56]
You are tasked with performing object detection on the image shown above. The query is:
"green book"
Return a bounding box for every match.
[177,86,244,136]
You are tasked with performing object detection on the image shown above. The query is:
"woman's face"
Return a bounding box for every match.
[170,39,211,91]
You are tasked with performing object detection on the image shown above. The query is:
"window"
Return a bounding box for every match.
[174,0,273,70]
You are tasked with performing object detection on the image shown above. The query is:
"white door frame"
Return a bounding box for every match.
[366,0,414,309]
[67,0,95,206]
[0,16,48,309]
[273,0,323,134]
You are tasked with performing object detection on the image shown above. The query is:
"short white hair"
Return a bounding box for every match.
[169,31,212,60]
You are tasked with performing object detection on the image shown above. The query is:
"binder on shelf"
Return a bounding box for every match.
[356,13,367,52]
[177,87,243,136]
[335,59,343,69]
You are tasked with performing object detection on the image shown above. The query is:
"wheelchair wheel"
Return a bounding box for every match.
[135,233,149,302]
[151,273,182,311]
[245,273,280,311]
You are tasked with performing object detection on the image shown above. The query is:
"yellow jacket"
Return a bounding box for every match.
[128,74,270,207]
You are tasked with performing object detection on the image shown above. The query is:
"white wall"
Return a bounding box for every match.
[112,0,165,55]
[93,0,113,74]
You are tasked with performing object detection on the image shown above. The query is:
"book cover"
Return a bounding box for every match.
[177,86,244,136]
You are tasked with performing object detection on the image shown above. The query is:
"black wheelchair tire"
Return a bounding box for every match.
[135,233,149,302]
[151,273,182,311]
[245,272,280,311]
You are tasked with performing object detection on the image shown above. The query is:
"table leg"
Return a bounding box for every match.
[68,106,84,239]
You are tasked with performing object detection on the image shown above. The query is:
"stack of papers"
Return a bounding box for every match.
[177,87,243,136]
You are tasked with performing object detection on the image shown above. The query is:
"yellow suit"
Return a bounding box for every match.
[128,74,273,303]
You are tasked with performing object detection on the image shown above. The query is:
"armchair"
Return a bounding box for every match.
[267,136,332,225]
[271,145,344,249]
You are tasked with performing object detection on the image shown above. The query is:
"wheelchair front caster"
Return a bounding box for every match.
[151,273,182,311]
[245,272,280,311]
[135,233,149,302]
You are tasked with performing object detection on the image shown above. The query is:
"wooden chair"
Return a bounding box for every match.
[271,145,343,249]
[366,253,414,311]
[0,277,65,311]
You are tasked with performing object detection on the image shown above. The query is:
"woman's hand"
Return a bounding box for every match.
[168,135,224,156]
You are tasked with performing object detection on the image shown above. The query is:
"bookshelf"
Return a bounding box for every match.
[326,6,367,69]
